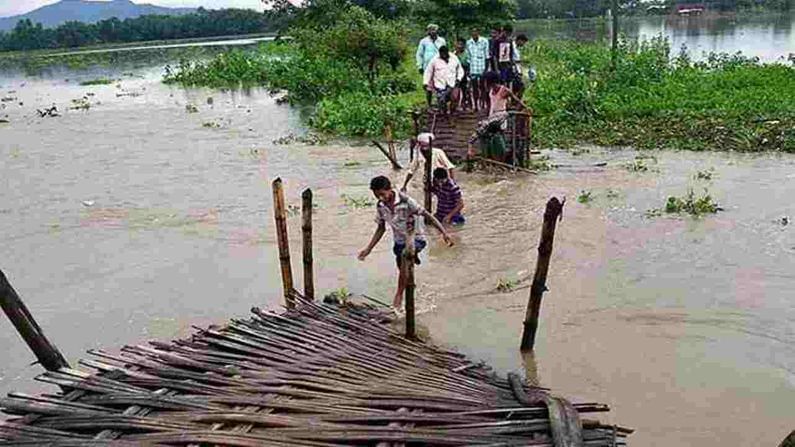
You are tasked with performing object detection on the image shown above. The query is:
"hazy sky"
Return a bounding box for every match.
[0,1,266,18]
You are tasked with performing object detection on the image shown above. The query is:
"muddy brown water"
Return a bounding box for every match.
[1,53,794,446]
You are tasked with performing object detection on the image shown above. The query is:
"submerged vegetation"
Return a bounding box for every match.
[647,189,723,217]
[526,37,795,153]
[79,78,114,86]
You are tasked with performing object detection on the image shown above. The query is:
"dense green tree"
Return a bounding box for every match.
[415,0,517,36]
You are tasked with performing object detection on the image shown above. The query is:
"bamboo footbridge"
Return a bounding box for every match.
[1,181,631,446]
[0,293,629,446]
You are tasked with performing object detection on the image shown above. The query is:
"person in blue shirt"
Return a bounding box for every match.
[416,24,446,107]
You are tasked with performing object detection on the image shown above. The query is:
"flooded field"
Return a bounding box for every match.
[1,33,794,446]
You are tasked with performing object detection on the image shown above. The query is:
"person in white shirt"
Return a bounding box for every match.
[416,24,446,107]
[402,132,455,190]
[423,46,463,113]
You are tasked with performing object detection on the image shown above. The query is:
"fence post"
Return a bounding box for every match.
[424,136,434,224]
[0,270,69,371]
[520,197,564,351]
[301,188,314,301]
[272,178,295,309]
[403,227,416,340]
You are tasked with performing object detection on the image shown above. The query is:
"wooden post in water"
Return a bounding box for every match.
[301,188,315,301]
[403,223,417,340]
[520,197,564,351]
[411,111,420,164]
[272,178,295,309]
[0,270,69,371]
[424,136,433,223]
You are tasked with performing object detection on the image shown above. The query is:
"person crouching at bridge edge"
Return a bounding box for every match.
[358,176,454,313]
[432,168,465,226]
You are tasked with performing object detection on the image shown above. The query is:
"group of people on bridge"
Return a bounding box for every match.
[416,23,533,115]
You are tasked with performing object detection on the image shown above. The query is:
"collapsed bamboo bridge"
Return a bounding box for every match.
[1,181,631,446]
[0,292,630,446]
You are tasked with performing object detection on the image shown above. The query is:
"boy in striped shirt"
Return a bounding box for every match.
[432,168,465,225]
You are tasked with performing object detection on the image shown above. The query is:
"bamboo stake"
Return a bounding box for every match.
[424,136,433,224]
[271,178,295,309]
[385,124,396,162]
[520,198,565,351]
[511,114,518,167]
[411,112,420,164]
[301,189,314,301]
[372,141,403,170]
[403,222,416,340]
[0,269,69,372]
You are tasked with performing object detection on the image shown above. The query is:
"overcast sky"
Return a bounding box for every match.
[0,1,266,18]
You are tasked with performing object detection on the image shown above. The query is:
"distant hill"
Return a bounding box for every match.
[0,0,196,32]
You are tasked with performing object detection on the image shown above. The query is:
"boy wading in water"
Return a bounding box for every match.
[358,176,454,312]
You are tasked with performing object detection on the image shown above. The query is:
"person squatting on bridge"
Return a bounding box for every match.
[358,176,454,313]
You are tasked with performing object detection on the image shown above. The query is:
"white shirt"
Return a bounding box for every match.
[408,148,455,177]
[423,54,463,90]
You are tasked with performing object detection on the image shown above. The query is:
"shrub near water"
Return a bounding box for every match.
[525,38,795,152]
[164,5,422,138]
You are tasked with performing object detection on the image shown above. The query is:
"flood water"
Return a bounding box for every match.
[520,12,795,62]
[1,25,794,447]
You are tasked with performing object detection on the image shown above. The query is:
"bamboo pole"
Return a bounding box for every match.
[0,269,69,371]
[371,141,403,170]
[424,136,433,224]
[511,114,518,167]
[411,111,420,164]
[611,0,619,68]
[403,223,416,340]
[520,197,564,351]
[385,125,396,162]
[301,188,314,301]
[271,178,295,309]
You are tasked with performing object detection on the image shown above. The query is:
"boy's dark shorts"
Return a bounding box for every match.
[393,239,428,267]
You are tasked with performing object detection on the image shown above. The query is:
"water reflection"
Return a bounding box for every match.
[519,13,795,61]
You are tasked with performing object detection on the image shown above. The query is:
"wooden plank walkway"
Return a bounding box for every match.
[0,295,630,446]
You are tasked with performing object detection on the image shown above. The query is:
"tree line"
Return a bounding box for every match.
[0,8,274,52]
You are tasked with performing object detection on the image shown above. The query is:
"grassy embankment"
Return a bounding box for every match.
[164,35,795,152]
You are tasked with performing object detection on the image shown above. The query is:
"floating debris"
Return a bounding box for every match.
[70,97,91,110]
[36,106,59,117]
[185,103,199,113]
[81,200,95,207]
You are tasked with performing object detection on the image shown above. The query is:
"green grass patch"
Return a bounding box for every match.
[79,78,114,86]
[525,38,795,152]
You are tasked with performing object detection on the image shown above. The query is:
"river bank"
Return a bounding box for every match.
[2,65,794,445]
